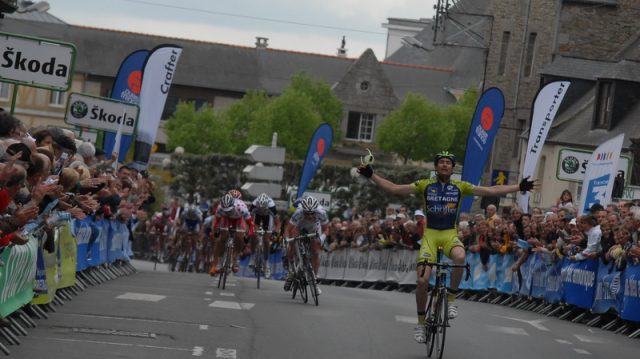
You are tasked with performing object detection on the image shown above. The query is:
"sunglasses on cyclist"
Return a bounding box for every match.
[303,211,316,216]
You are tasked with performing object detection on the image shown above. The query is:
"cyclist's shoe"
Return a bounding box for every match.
[283,272,294,291]
[232,265,240,273]
[414,325,427,343]
[315,284,322,296]
[448,304,458,319]
[248,258,255,268]
[264,263,271,279]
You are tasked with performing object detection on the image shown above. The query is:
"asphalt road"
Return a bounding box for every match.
[7,260,638,359]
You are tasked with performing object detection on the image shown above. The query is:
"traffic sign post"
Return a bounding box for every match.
[242,138,285,199]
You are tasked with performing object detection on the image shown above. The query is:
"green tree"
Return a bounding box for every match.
[289,72,343,139]
[247,89,322,159]
[165,102,232,154]
[221,91,270,154]
[444,88,478,164]
[377,93,455,163]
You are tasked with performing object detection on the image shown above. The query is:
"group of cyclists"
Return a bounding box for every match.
[147,149,539,346]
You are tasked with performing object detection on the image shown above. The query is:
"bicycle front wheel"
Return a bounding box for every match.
[255,248,263,289]
[298,272,308,304]
[305,262,318,306]
[429,290,447,359]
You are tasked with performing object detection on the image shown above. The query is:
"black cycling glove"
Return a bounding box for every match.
[357,164,373,178]
[519,177,535,193]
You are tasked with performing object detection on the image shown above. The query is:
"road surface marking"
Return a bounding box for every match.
[193,346,204,356]
[42,337,200,354]
[209,301,255,310]
[573,348,591,355]
[493,315,550,331]
[220,292,235,297]
[116,293,166,302]
[62,313,205,327]
[204,298,211,301]
[394,315,416,324]
[555,339,572,344]
[486,325,529,336]
[199,325,208,330]
[205,291,213,295]
[216,348,237,358]
[574,334,607,344]
[225,283,237,287]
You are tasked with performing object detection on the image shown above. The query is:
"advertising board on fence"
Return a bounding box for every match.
[557,148,631,183]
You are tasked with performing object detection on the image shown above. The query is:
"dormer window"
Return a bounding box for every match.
[594,80,614,129]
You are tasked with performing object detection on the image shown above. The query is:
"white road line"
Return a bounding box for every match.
[42,337,197,354]
[394,315,416,324]
[204,298,211,301]
[493,315,550,331]
[199,325,209,330]
[220,292,235,297]
[573,348,591,355]
[216,348,237,358]
[116,293,166,302]
[574,334,608,344]
[486,325,529,336]
[225,283,237,287]
[62,313,205,327]
[555,339,573,345]
[205,291,213,295]
[209,301,255,310]
[193,346,204,356]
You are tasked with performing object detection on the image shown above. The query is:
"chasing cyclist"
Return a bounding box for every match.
[249,193,280,279]
[356,150,538,343]
[283,196,330,295]
[177,205,203,272]
[209,193,255,275]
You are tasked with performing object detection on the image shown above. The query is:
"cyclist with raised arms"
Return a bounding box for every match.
[356,150,539,344]
[283,196,330,295]
[209,193,255,275]
[249,193,280,279]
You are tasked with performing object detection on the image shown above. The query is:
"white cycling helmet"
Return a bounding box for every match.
[256,193,270,209]
[220,194,234,211]
[300,196,319,212]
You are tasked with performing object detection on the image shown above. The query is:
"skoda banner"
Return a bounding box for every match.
[557,148,630,183]
[296,123,333,199]
[579,134,624,214]
[517,81,571,212]
[133,45,183,165]
[0,32,76,90]
[459,87,505,214]
[104,49,149,162]
[64,93,138,135]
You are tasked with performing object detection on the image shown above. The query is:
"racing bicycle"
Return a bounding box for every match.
[421,246,470,359]
[286,233,319,306]
[218,227,244,290]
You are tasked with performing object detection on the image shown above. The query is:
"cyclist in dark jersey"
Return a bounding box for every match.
[357,150,538,344]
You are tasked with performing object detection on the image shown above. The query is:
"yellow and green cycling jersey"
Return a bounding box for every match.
[412,178,474,262]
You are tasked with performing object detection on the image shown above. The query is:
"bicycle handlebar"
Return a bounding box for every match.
[285,233,317,243]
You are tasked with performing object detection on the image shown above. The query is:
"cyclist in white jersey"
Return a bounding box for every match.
[283,196,330,294]
[249,193,280,279]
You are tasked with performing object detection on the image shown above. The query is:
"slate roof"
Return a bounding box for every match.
[0,18,454,104]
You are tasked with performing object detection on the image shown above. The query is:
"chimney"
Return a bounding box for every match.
[255,37,269,49]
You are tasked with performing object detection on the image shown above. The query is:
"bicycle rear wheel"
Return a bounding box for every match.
[298,272,308,303]
[429,290,447,359]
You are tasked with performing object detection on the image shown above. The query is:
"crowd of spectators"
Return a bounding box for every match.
[0,110,156,326]
[318,191,640,276]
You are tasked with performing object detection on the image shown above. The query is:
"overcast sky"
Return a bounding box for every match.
[50,0,437,59]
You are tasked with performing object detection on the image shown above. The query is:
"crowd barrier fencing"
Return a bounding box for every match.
[0,218,135,321]
[311,248,640,323]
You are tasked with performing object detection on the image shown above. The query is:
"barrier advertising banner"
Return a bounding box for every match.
[0,236,37,316]
[562,259,598,309]
[621,262,640,321]
[459,88,505,213]
[105,49,149,162]
[579,134,624,214]
[592,261,623,314]
[297,123,333,199]
[518,81,571,212]
[134,45,182,165]
[58,224,77,289]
